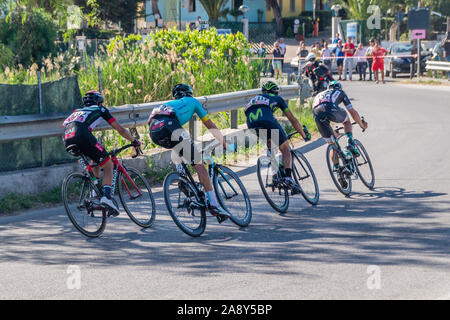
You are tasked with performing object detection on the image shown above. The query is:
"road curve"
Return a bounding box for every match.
[0,81,449,299]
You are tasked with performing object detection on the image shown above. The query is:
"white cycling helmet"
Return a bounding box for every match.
[305,53,316,62]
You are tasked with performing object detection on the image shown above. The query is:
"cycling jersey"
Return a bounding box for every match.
[62,105,114,166]
[63,105,116,131]
[245,94,289,146]
[312,89,352,141]
[148,97,208,126]
[245,93,289,115]
[312,89,353,110]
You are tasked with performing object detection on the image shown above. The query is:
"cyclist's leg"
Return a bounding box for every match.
[313,104,338,164]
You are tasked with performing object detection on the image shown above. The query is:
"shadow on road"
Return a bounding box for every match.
[0,180,448,277]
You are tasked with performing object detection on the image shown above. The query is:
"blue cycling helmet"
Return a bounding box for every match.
[328,81,342,91]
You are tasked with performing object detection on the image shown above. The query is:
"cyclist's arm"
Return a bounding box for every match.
[202,118,227,149]
[110,120,137,143]
[284,109,307,139]
[194,100,227,149]
[348,109,367,130]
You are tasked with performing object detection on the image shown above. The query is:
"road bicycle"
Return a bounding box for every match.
[326,118,375,196]
[163,142,252,237]
[256,127,320,213]
[62,143,156,238]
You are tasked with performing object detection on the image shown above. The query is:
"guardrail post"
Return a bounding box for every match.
[98,67,103,93]
[189,115,198,141]
[38,71,45,168]
[230,109,238,129]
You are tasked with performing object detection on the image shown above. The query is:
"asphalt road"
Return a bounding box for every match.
[0,81,449,300]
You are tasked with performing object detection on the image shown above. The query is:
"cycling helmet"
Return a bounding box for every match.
[328,81,342,91]
[262,81,279,95]
[83,90,104,107]
[305,52,316,62]
[173,83,194,99]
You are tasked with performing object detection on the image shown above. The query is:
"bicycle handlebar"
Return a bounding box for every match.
[109,144,142,158]
[335,117,366,133]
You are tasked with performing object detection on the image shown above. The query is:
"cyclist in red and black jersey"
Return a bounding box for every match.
[63,91,141,215]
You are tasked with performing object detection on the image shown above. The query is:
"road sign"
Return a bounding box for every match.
[411,29,426,40]
[347,22,357,40]
[407,7,430,30]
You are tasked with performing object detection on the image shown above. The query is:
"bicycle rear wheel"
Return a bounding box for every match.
[353,140,375,190]
[213,165,252,227]
[326,144,352,196]
[62,172,106,238]
[163,172,207,237]
[292,150,320,205]
[118,167,156,228]
[256,156,289,213]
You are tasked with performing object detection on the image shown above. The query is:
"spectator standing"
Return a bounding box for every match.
[257,42,269,76]
[333,33,341,44]
[333,39,345,80]
[366,39,375,81]
[441,32,450,80]
[271,41,283,79]
[343,36,355,81]
[355,43,367,81]
[296,41,309,70]
[321,41,333,70]
[312,42,321,60]
[372,40,388,84]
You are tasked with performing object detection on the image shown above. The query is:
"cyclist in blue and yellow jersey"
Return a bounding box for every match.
[63,91,141,216]
[245,81,311,191]
[148,84,233,223]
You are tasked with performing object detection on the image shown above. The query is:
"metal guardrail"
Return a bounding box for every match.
[425,60,450,72]
[0,85,302,143]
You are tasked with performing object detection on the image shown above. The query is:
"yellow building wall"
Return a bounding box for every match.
[266,0,306,21]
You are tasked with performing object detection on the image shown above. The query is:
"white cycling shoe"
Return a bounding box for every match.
[100,197,120,217]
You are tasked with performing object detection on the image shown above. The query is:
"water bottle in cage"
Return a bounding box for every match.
[176,163,186,176]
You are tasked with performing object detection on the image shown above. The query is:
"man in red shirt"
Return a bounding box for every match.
[372,40,388,84]
[343,36,355,81]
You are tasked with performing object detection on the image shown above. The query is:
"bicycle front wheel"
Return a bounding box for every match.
[213,165,252,228]
[256,156,289,213]
[292,150,320,205]
[353,140,375,190]
[62,172,106,238]
[118,167,156,228]
[326,144,352,196]
[163,172,207,237]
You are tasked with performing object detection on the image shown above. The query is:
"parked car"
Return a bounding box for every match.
[385,42,431,78]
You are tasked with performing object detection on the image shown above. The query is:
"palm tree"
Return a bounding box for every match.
[199,0,229,22]
[266,0,284,36]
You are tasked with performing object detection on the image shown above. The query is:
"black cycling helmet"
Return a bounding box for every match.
[328,81,342,91]
[262,81,279,95]
[83,90,104,107]
[173,83,194,99]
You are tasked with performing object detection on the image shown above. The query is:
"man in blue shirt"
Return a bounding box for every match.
[333,39,345,80]
[148,84,232,221]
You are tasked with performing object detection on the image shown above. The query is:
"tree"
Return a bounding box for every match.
[199,0,229,22]
[266,0,283,36]
[150,0,161,18]
[74,0,144,33]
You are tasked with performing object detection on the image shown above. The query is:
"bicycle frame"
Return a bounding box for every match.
[79,150,143,202]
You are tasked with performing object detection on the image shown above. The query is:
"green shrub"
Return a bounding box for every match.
[0,9,58,67]
[0,43,14,70]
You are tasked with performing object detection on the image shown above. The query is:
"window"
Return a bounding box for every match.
[189,0,196,12]
[290,0,295,12]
